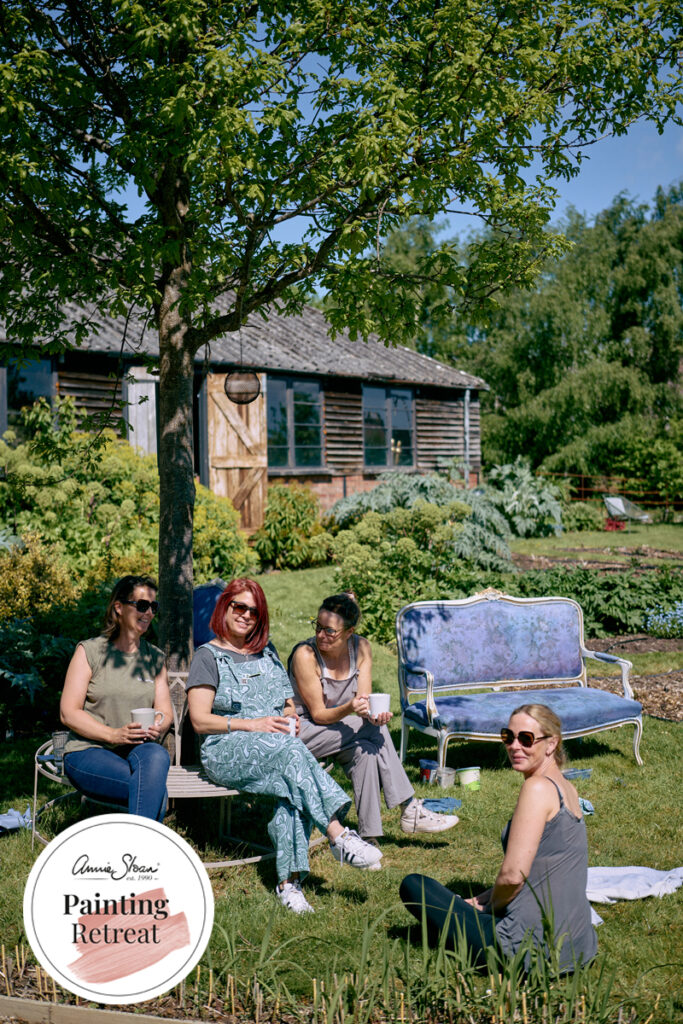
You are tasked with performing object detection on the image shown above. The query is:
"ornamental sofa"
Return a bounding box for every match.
[396,590,643,768]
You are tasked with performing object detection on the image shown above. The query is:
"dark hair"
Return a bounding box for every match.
[319,591,361,629]
[209,578,270,653]
[510,703,566,767]
[102,575,158,640]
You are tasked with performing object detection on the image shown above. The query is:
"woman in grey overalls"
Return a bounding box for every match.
[288,593,459,846]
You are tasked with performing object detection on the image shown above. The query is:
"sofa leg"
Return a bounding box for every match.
[633,720,644,766]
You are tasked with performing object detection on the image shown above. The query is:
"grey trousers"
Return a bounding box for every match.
[298,715,414,837]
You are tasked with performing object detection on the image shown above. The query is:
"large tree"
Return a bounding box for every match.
[1,1,681,664]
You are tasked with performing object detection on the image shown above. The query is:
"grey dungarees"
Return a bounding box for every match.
[289,636,413,837]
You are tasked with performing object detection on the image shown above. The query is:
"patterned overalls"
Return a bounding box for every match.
[199,642,350,881]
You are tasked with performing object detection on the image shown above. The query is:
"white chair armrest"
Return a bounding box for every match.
[582,647,634,700]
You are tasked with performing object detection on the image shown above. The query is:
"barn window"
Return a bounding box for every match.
[267,377,323,468]
[363,386,414,467]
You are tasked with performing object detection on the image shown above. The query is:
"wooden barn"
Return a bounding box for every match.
[0,301,487,531]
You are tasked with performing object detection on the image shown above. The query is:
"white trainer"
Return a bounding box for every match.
[276,880,314,914]
[400,798,459,834]
[330,827,384,869]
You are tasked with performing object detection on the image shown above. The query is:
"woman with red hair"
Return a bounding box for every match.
[187,579,382,915]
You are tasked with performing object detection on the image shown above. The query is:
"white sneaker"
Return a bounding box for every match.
[330,827,384,869]
[276,880,314,914]
[400,798,459,834]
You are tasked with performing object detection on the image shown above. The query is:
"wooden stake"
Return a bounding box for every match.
[400,991,405,1022]
[522,990,528,1024]
[208,967,213,1006]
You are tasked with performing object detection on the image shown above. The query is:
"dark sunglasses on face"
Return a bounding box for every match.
[123,599,159,615]
[500,728,550,748]
[229,600,258,619]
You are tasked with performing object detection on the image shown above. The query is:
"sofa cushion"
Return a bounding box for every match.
[404,687,642,735]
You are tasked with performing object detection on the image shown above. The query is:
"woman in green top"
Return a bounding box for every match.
[60,575,173,821]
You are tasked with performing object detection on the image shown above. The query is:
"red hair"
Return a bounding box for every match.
[209,578,270,654]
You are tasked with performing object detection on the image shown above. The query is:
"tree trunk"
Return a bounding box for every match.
[157,278,195,671]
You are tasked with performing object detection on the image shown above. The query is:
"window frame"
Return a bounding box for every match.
[266,375,325,471]
[362,385,415,470]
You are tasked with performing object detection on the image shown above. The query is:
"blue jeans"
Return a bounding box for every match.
[64,743,170,822]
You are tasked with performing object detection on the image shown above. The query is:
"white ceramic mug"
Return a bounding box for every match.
[368,693,391,718]
[130,708,165,729]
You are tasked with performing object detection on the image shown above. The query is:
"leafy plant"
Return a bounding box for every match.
[509,567,683,637]
[0,397,251,581]
[329,471,512,570]
[486,458,563,537]
[560,501,605,533]
[253,483,331,570]
[332,501,491,642]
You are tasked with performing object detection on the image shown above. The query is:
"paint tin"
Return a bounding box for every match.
[456,766,481,790]
[436,767,456,788]
[419,758,439,784]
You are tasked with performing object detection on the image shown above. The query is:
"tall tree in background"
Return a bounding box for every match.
[464,186,683,479]
[1,1,681,663]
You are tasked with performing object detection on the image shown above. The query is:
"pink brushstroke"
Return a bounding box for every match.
[67,887,190,983]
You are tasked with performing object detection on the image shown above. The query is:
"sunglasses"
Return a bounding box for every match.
[500,728,550,749]
[122,599,159,615]
[311,619,343,638]
[229,600,258,619]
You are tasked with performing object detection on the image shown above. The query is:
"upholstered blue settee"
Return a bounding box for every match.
[396,590,643,767]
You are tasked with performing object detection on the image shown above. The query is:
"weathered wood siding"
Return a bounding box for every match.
[323,390,363,472]
[56,369,123,421]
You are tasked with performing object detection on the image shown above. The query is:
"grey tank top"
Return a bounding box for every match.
[288,636,360,718]
[495,778,597,971]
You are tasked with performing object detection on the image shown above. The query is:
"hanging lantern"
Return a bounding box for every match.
[223,326,260,404]
[224,370,261,405]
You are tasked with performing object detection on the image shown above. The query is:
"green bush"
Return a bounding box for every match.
[0,396,252,581]
[253,483,331,569]
[332,501,489,642]
[193,486,256,582]
[329,471,512,570]
[485,458,563,537]
[560,501,605,533]
[508,566,683,636]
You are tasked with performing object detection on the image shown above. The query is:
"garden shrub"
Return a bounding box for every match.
[332,501,492,642]
[0,396,252,582]
[560,501,605,533]
[485,457,563,537]
[329,471,512,570]
[0,534,78,622]
[508,566,683,636]
[253,483,331,569]
[193,486,255,582]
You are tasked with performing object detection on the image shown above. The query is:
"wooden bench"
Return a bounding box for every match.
[33,673,324,868]
[396,590,644,768]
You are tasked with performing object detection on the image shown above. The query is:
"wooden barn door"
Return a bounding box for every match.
[206,373,267,532]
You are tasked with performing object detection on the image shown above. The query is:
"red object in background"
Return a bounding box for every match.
[605,518,626,531]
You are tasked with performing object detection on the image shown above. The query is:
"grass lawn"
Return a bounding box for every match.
[1,565,681,1022]
[510,523,683,564]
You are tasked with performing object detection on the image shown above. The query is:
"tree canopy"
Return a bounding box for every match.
[1,0,681,661]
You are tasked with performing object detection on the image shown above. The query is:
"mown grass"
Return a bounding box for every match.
[509,523,683,563]
[1,565,681,1022]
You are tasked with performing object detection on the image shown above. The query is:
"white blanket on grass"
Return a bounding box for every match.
[586,866,683,927]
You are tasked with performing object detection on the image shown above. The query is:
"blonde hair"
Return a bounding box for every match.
[511,703,566,767]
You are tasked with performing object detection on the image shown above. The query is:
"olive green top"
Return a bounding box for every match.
[64,635,166,754]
